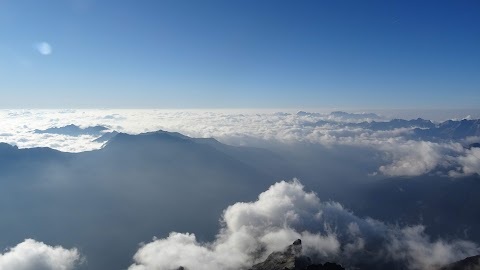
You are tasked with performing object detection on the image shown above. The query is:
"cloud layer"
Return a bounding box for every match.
[129,180,479,270]
[0,109,479,177]
[0,239,81,270]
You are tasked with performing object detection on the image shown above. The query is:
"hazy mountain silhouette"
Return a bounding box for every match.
[312,118,480,142]
[365,118,435,130]
[35,124,109,136]
[0,131,277,270]
[414,119,480,140]
[439,255,480,270]
[329,111,381,120]
[297,111,381,120]
[313,118,435,130]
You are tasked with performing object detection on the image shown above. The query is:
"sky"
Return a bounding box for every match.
[0,0,479,109]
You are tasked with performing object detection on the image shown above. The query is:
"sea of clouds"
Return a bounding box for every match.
[1,109,479,269]
[0,109,479,177]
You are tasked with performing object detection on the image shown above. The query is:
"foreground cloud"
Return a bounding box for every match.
[129,180,479,270]
[0,239,82,270]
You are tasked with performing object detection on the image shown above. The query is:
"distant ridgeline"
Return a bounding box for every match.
[34,124,109,136]
[32,117,480,146]
[310,117,480,143]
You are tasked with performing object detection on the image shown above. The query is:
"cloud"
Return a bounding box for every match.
[0,109,478,177]
[449,147,480,177]
[35,42,52,55]
[377,140,450,176]
[0,239,82,270]
[387,226,478,270]
[129,180,479,270]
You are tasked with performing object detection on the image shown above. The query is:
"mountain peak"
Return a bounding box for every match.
[102,130,194,149]
[249,240,344,270]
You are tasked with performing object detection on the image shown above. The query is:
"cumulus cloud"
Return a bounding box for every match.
[129,180,479,270]
[449,148,480,177]
[0,239,82,270]
[377,140,455,176]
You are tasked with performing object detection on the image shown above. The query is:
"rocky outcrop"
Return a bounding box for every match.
[439,255,480,270]
[249,239,344,270]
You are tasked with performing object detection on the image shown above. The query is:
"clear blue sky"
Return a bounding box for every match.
[0,0,479,109]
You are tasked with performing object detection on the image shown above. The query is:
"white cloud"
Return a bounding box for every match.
[0,109,478,177]
[449,148,480,177]
[130,180,341,270]
[0,239,82,270]
[129,180,479,270]
[378,140,448,176]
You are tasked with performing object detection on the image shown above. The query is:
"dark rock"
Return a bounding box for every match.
[439,255,480,270]
[249,240,344,270]
[304,262,345,270]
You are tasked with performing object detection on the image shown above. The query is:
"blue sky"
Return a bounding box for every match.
[0,0,479,109]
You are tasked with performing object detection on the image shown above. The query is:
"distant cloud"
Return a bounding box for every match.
[449,148,480,177]
[0,239,82,270]
[0,109,479,177]
[35,42,52,55]
[377,140,452,177]
[129,180,479,270]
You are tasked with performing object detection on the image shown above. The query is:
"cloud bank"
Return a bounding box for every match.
[0,239,82,270]
[0,109,479,177]
[129,180,479,270]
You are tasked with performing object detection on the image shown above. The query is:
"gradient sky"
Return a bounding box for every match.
[0,0,479,109]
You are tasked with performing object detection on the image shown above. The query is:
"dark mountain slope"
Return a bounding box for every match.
[0,131,275,270]
[439,255,480,270]
[249,239,344,270]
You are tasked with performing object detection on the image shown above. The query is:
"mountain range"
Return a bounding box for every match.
[312,118,480,141]
[1,129,479,269]
[34,124,109,136]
